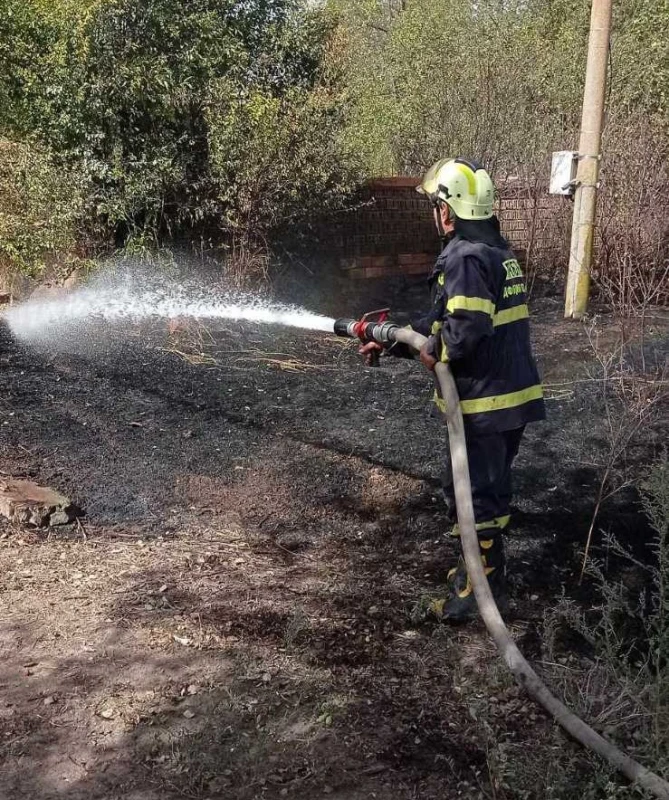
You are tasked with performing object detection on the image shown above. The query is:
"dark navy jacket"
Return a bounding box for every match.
[410,235,545,434]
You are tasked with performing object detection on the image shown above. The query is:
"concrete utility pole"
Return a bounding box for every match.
[564,0,613,319]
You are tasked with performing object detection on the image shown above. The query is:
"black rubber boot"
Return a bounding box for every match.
[442,534,508,622]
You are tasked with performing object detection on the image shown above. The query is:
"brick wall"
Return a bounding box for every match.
[496,183,570,273]
[325,176,569,279]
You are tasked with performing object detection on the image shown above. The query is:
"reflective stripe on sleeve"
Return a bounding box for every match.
[446,295,495,316]
[459,384,544,414]
[493,304,529,327]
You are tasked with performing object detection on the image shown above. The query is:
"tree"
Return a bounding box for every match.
[0,0,359,273]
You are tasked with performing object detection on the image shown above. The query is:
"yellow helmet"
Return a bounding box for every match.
[417,158,494,220]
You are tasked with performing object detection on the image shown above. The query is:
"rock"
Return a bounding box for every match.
[49,510,73,526]
[0,479,81,528]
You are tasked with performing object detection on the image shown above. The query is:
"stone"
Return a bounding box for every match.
[0,479,81,527]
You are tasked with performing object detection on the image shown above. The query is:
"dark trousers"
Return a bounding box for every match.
[442,426,525,530]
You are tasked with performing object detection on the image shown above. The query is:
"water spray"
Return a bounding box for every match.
[2,276,335,343]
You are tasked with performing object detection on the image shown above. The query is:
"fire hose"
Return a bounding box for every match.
[334,314,669,799]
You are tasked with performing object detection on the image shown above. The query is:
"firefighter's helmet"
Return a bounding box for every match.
[417,158,494,220]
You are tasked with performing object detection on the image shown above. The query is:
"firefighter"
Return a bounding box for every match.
[361,158,545,621]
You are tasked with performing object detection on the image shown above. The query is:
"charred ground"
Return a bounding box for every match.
[1,291,667,800]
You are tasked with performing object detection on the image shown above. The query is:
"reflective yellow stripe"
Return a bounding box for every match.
[493,304,529,327]
[457,566,496,599]
[480,515,511,531]
[446,295,495,317]
[450,515,510,537]
[431,320,442,334]
[434,392,447,413]
[454,163,477,194]
[460,384,544,415]
[437,273,445,286]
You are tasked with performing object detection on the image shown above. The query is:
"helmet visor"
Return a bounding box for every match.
[417,158,452,199]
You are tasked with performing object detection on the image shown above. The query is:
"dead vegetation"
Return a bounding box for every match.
[579,320,669,578]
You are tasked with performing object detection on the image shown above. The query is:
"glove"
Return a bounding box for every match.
[358,340,383,367]
[419,335,439,372]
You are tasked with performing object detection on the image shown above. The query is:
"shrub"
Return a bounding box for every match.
[541,459,669,791]
[0,138,87,278]
[0,0,360,275]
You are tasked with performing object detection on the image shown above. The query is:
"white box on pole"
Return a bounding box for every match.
[549,151,578,195]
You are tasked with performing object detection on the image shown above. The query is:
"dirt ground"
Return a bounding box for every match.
[1,288,668,800]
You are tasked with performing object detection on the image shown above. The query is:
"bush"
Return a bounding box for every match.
[329,0,589,176]
[207,80,360,238]
[0,0,360,277]
[0,138,87,278]
[597,114,669,316]
[541,459,669,791]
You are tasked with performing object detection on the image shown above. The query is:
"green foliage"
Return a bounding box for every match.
[0,0,359,274]
[328,0,591,175]
[207,81,358,235]
[2,0,667,279]
[0,138,87,277]
[613,0,669,115]
[328,0,667,178]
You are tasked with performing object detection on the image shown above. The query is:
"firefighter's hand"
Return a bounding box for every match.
[358,341,383,366]
[419,336,439,372]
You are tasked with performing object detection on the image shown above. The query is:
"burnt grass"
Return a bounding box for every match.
[0,290,668,800]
